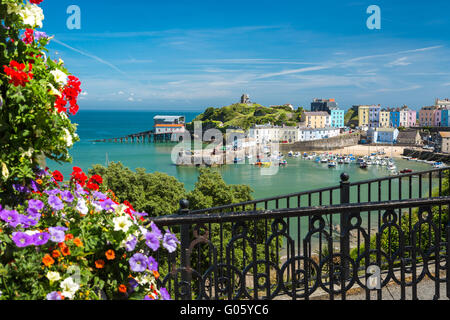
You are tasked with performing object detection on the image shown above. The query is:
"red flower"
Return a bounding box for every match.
[3,60,33,87]
[90,174,103,185]
[52,170,64,182]
[30,0,44,4]
[86,181,99,191]
[53,75,82,115]
[71,167,88,187]
[22,29,34,45]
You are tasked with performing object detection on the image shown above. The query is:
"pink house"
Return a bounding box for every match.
[407,110,417,127]
[419,107,442,127]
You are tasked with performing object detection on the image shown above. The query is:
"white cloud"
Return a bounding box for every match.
[387,57,411,67]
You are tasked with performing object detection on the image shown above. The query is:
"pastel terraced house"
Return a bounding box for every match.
[303,111,331,129]
[419,106,441,127]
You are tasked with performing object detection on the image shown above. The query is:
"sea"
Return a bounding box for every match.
[48,110,433,202]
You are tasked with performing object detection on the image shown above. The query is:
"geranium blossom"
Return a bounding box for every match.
[3,60,33,87]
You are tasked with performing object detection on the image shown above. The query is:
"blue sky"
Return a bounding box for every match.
[39,0,450,111]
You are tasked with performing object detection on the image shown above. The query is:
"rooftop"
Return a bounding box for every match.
[153,115,184,120]
[304,111,330,116]
[439,132,450,138]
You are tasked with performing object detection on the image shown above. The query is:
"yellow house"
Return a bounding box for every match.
[358,105,370,127]
[379,109,391,128]
[303,112,330,129]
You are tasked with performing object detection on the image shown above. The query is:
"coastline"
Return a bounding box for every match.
[307,144,406,158]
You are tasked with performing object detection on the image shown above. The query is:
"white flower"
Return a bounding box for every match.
[48,83,62,97]
[50,69,68,87]
[19,4,44,28]
[1,163,9,179]
[113,216,133,233]
[20,148,34,159]
[63,128,73,147]
[91,201,103,213]
[60,277,80,300]
[114,204,127,216]
[76,198,88,215]
[25,230,39,236]
[46,271,61,283]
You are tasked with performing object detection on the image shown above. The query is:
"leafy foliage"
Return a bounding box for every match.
[0,0,80,202]
[89,162,185,218]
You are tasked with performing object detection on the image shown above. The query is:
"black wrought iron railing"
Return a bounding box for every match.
[148,167,450,300]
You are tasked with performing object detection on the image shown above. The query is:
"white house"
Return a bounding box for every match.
[153,115,186,141]
[369,127,399,144]
[248,125,281,144]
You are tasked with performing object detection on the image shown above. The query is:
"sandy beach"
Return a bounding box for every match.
[311,145,406,158]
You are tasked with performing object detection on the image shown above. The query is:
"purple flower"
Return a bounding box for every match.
[162,231,180,253]
[36,169,50,177]
[147,256,158,272]
[34,31,48,41]
[160,288,171,300]
[144,295,153,300]
[125,236,137,252]
[13,184,30,194]
[30,180,40,192]
[19,215,37,228]
[44,189,60,196]
[133,211,148,220]
[32,232,50,246]
[128,278,139,293]
[74,183,88,197]
[99,198,115,211]
[129,253,148,272]
[28,199,44,211]
[12,232,32,248]
[48,227,66,243]
[60,190,74,203]
[27,207,41,219]
[93,191,107,200]
[0,210,21,228]
[150,222,162,239]
[48,195,64,211]
[46,291,62,300]
[145,232,160,251]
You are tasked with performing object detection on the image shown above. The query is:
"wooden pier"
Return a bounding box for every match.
[91,130,179,143]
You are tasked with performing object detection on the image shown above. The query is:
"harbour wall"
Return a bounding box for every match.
[280,133,360,152]
[403,148,450,163]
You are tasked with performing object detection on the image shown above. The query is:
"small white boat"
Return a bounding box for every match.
[328,161,337,168]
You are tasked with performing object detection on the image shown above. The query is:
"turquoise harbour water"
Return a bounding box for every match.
[49,110,433,201]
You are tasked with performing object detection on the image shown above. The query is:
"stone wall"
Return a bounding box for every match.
[280,133,360,152]
[403,148,450,163]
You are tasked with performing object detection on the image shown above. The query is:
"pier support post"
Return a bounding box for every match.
[340,173,351,281]
[178,199,192,300]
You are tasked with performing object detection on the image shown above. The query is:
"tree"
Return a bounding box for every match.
[89,162,186,217]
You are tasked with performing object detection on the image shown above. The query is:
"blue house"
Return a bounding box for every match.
[330,109,345,128]
[442,109,449,127]
[390,110,400,127]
